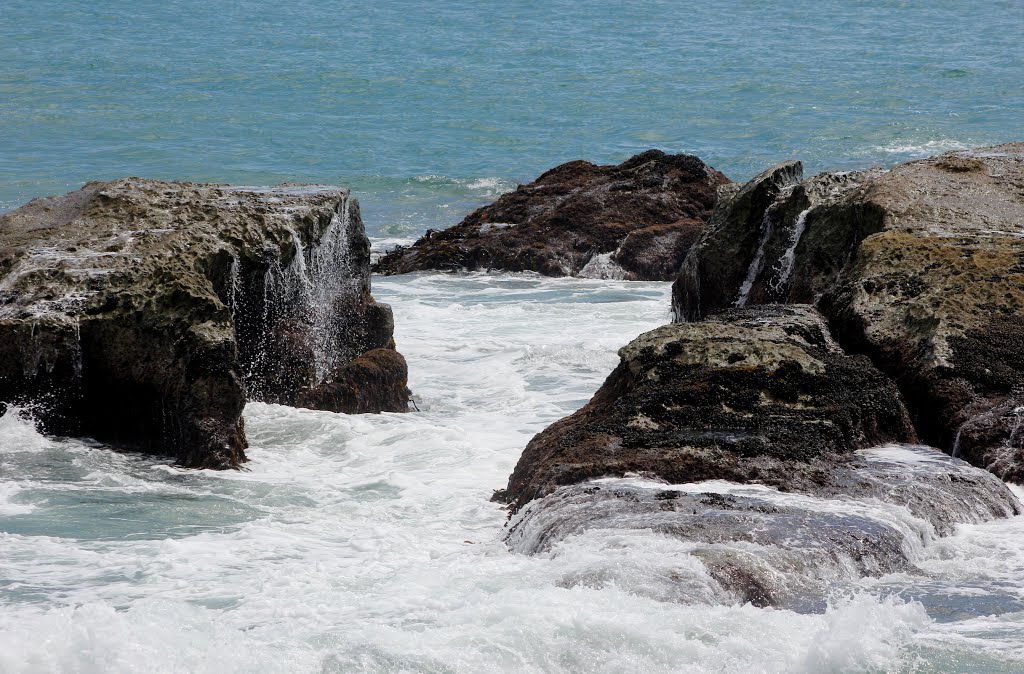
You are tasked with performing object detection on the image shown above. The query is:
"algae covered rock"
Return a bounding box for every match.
[0,178,407,467]
[498,304,917,512]
[671,143,1024,480]
[374,150,729,280]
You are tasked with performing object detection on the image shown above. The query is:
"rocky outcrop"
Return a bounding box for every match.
[498,305,918,511]
[675,163,885,320]
[0,178,408,468]
[374,150,729,280]
[498,305,1021,607]
[671,144,1024,480]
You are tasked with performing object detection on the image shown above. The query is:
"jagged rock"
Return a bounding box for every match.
[671,143,1024,480]
[498,305,918,511]
[374,150,730,280]
[498,304,1021,608]
[675,161,804,318]
[0,178,407,468]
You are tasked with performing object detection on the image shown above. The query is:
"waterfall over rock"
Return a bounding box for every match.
[0,179,408,468]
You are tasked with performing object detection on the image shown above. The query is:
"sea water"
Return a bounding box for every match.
[2,274,1024,673]
[3,1,1024,671]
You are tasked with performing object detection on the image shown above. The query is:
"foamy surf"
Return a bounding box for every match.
[0,274,1022,673]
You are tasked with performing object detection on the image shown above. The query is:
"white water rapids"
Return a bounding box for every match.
[1,272,1023,673]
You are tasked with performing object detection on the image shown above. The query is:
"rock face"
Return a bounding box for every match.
[499,305,918,511]
[672,144,1024,480]
[374,150,730,280]
[499,305,1021,607]
[0,178,408,467]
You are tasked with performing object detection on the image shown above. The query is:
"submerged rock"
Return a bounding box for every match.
[0,178,408,467]
[506,448,1020,609]
[374,150,729,280]
[672,143,1024,480]
[499,304,1021,607]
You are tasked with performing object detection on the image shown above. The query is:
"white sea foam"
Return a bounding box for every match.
[0,274,1022,672]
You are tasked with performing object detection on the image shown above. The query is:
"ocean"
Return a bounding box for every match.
[2,1,1024,672]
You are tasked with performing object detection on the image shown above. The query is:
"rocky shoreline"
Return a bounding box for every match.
[1,144,1021,607]
[487,143,1024,605]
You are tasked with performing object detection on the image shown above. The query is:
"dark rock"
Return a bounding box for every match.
[673,163,881,321]
[297,348,411,414]
[674,161,804,319]
[499,304,1020,607]
[374,150,730,280]
[0,178,406,468]
[500,304,918,512]
[671,143,1024,481]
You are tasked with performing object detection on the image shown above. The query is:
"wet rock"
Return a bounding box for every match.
[671,143,1024,480]
[297,348,411,414]
[673,163,888,321]
[499,304,917,512]
[674,161,804,319]
[0,178,406,468]
[374,150,730,280]
[506,447,1020,608]
[498,305,1020,608]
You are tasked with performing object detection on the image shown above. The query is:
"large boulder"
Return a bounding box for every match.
[671,144,1024,480]
[374,150,730,280]
[0,178,408,468]
[498,305,918,511]
[498,305,1020,607]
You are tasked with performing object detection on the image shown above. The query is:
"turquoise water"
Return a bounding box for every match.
[4,3,1024,672]
[2,0,1022,236]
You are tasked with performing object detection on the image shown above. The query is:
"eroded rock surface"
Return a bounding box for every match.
[499,305,917,511]
[374,150,729,280]
[0,178,407,467]
[671,143,1024,480]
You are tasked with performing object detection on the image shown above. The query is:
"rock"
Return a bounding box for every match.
[373,150,730,280]
[505,448,1020,608]
[498,304,1021,607]
[674,161,804,318]
[297,348,411,414]
[499,304,918,512]
[0,178,407,468]
[673,162,884,320]
[671,143,1024,479]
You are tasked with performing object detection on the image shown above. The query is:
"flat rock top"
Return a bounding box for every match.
[0,178,347,323]
[863,142,1024,238]
[620,304,838,375]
